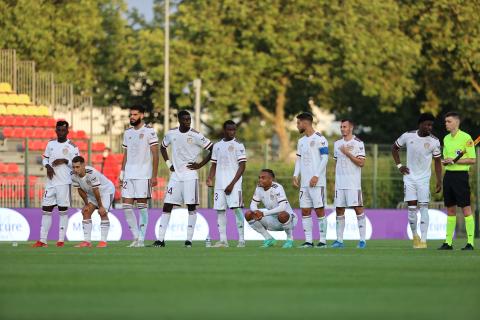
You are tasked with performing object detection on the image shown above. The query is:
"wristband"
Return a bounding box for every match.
[396,163,403,169]
[166,160,173,169]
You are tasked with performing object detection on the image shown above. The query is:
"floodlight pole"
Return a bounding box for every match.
[193,79,201,130]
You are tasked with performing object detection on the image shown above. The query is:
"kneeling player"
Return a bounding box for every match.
[245,169,297,248]
[71,156,115,248]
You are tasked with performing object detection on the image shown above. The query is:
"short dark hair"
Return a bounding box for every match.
[177,110,190,119]
[56,120,69,128]
[223,120,236,129]
[261,169,275,179]
[445,111,460,120]
[296,112,313,122]
[130,105,145,113]
[418,113,435,124]
[72,155,85,164]
[341,119,354,126]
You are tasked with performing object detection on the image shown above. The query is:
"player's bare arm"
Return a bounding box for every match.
[442,158,475,166]
[206,162,216,187]
[160,145,174,172]
[120,148,127,181]
[187,144,213,170]
[391,144,410,175]
[434,157,442,193]
[51,158,69,167]
[225,161,246,195]
[92,187,107,216]
[150,144,160,187]
[339,145,365,167]
[78,188,89,206]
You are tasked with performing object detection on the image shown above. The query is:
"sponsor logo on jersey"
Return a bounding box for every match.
[63,147,69,155]
[139,134,144,139]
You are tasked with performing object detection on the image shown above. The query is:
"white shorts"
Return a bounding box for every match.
[213,187,243,210]
[87,193,114,211]
[334,189,363,208]
[404,180,430,203]
[164,179,199,205]
[42,185,71,207]
[121,179,151,199]
[258,209,298,231]
[299,186,325,209]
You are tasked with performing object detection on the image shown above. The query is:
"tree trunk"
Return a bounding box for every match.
[255,77,291,160]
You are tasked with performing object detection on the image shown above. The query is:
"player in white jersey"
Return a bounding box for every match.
[33,121,80,248]
[206,120,247,248]
[152,110,213,248]
[70,156,115,248]
[392,113,442,249]
[293,112,329,248]
[120,105,159,247]
[245,169,297,248]
[331,119,367,249]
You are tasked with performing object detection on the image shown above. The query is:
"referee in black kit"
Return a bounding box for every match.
[439,112,476,250]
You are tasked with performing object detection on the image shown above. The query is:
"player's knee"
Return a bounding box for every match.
[58,206,68,213]
[277,212,290,224]
[42,206,54,212]
[245,211,254,221]
[301,208,311,217]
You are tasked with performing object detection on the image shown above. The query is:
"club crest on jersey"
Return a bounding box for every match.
[347,144,354,152]
[62,147,69,155]
[424,143,430,149]
[228,145,234,152]
[466,140,474,147]
[270,194,275,200]
[187,137,193,144]
[139,134,144,139]
[86,180,92,186]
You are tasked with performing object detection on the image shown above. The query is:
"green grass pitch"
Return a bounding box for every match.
[1,240,479,320]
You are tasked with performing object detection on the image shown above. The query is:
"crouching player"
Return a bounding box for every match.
[71,156,115,248]
[245,169,297,248]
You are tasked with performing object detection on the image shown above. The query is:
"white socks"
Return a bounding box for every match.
[233,208,245,242]
[157,213,171,241]
[281,215,293,240]
[137,203,148,242]
[82,219,92,242]
[336,215,345,242]
[187,211,197,241]
[408,206,418,236]
[419,203,429,242]
[217,210,227,242]
[100,219,110,242]
[58,210,68,242]
[123,204,139,240]
[249,220,272,240]
[318,216,327,244]
[357,213,366,241]
[302,216,313,243]
[40,211,52,243]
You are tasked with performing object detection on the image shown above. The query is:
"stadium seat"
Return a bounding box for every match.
[6,163,19,174]
[37,105,50,116]
[12,127,25,138]
[92,142,106,152]
[92,154,104,164]
[2,127,13,138]
[24,128,34,138]
[0,104,6,115]
[76,130,87,139]
[12,116,26,126]
[0,93,8,104]
[0,82,12,93]
[17,94,31,105]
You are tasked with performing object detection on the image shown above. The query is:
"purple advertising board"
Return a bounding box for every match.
[0,207,449,242]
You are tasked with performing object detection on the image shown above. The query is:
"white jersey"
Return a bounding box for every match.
[162,127,213,181]
[296,132,329,187]
[250,182,295,215]
[71,166,115,198]
[122,124,159,179]
[395,130,441,182]
[211,138,247,190]
[42,139,80,187]
[334,136,366,190]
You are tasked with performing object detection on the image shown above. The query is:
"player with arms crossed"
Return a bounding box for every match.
[151,110,213,248]
[33,120,79,248]
[71,156,115,248]
[331,119,367,249]
[293,112,329,248]
[245,169,297,248]
[392,113,442,249]
[120,105,159,247]
[206,120,247,247]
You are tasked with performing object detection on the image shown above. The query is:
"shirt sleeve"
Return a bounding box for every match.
[237,143,247,163]
[196,132,213,150]
[89,171,101,188]
[211,143,218,163]
[250,188,261,210]
[395,133,407,148]
[432,140,441,158]
[357,141,366,159]
[319,137,329,155]
[161,131,171,148]
[148,128,159,147]
[122,132,128,149]
[333,142,338,160]
[71,175,80,188]
[276,185,288,204]
[42,142,51,166]
[465,135,477,159]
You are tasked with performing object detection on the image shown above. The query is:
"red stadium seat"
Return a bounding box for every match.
[76,130,87,139]
[12,128,24,138]
[77,141,88,151]
[25,116,36,127]
[24,127,34,138]
[7,163,19,173]
[2,127,14,138]
[0,116,6,126]
[92,154,104,164]
[45,118,56,127]
[92,142,106,152]
[0,162,7,173]
[12,116,27,126]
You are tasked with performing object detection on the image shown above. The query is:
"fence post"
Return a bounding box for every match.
[372,144,378,208]
[24,138,30,208]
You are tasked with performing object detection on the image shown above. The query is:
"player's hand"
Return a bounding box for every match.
[46,165,55,179]
[98,206,108,217]
[206,177,214,187]
[442,158,454,166]
[254,210,264,221]
[435,182,442,193]
[399,166,410,175]
[224,183,234,195]
[187,162,201,170]
[52,158,67,167]
[309,176,319,187]
[339,145,349,155]
[151,177,158,187]
[292,176,299,188]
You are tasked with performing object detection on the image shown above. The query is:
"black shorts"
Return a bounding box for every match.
[443,171,471,207]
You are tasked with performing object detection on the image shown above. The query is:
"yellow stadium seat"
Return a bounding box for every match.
[0,104,6,115]
[0,83,12,93]
[6,105,19,115]
[0,93,8,104]
[17,94,31,105]
[38,105,50,116]
[5,94,18,104]
[24,106,36,116]
[17,105,29,116]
